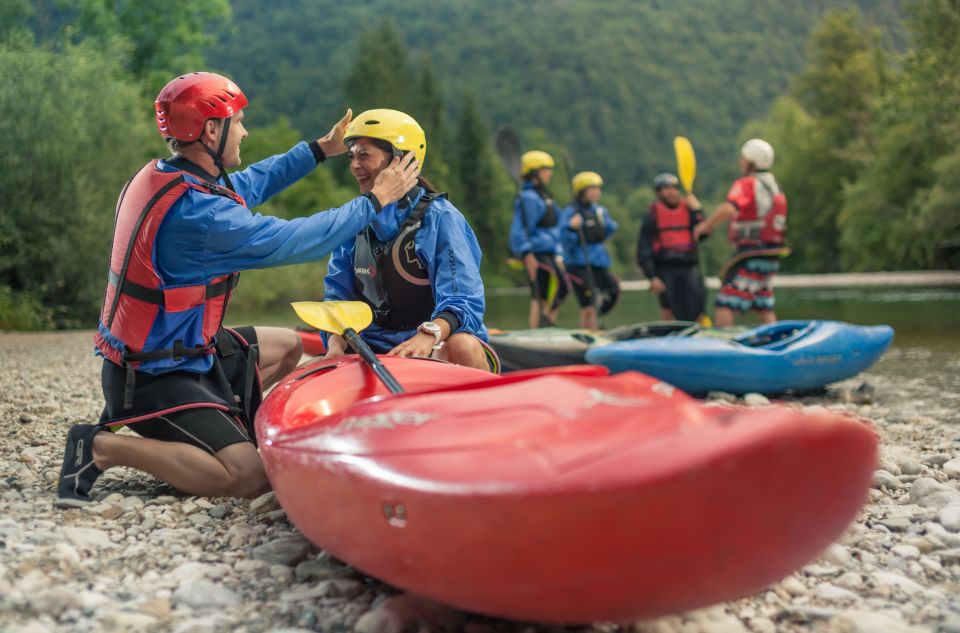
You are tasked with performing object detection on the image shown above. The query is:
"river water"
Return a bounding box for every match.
[229,284,960,401]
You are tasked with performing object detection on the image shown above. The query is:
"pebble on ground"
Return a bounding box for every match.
[0,332,958,633]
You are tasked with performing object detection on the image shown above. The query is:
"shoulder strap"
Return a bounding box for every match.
[403,191,447,227]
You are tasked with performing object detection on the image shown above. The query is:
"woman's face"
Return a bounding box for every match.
[349,137,392,193]
[535,167,554,185]
[583,186,602,204]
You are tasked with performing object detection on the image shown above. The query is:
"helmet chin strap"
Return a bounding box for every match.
[203,117,235,191]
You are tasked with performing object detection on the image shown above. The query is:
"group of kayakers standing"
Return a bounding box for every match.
[509,138,788,330]
[54,70,787,507]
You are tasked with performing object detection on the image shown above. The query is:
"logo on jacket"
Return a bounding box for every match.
[355,265,377,278]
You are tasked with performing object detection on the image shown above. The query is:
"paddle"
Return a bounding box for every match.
[493,125,522,186]
[674,135,710,323]
[674,136,696,193]
[291,301,404,394]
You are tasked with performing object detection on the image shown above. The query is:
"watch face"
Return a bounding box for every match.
[420,322,440,333]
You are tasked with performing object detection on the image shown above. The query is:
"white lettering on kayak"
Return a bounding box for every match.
[791,354,842,367]
[583,388,655,409]
[332,411,437,434]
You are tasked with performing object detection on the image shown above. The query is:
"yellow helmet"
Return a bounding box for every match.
[521,150,555,176]
[571,171,603,195]
[343,108,426,166]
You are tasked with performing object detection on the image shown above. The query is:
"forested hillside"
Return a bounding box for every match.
[217,0,904,194]
[6,0,959,330]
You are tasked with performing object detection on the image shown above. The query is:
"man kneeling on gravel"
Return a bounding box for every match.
[54,72,418,507]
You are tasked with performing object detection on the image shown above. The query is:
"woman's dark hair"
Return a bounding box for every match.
[418,175,439,193]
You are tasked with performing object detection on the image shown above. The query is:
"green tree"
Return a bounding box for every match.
[0,41,156,328]
[838,0,960,269]
[342,20,416,114]
[451,94,514,274]
[70,0,232,89]
[0,0,31,45]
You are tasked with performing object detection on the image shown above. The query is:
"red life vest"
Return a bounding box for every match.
[727,175,788,248]
[652,201,695,254]
[94,160,244,371]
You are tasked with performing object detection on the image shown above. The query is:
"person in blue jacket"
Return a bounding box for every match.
[509,150,569,329]
[55,72,418,507]
[322,109,499,373]
[559,171,620,329]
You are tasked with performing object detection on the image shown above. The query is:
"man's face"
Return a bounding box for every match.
[210,112,247,169]
[349,138,392,193]
[657,185,681,206]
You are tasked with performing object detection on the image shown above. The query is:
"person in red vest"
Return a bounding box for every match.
[694,139,788,327]
[636,173,708,322]
[54,72,418,507]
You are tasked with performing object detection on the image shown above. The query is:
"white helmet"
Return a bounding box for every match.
[741,138,775,170]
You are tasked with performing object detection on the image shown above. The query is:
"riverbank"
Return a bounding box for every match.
[489,270,960,295]
[1,331,958,633]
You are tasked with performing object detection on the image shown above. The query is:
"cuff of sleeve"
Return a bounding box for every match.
[435,311,460,333]
[309,140,326,164]
[362,192,383,213]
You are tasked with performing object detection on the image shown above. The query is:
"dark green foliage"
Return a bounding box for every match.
[0,41,157,329]
[450,95,515,273]
[742,1,960,271]
[216,0,905,196]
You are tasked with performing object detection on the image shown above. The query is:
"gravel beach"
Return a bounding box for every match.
[1,331,958,633]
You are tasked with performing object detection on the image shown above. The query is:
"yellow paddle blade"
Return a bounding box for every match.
[291,301,373,335]
[505,257,525,272]
[674,136,696,193]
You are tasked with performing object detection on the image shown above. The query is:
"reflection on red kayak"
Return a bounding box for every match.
[257,356,877,623]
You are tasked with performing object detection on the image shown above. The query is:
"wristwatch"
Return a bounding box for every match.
[417,321,444,350]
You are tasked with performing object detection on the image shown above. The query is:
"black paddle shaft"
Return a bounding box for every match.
[343,328,405,394]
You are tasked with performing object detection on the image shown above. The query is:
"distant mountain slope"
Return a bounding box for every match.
[216,0,904,193]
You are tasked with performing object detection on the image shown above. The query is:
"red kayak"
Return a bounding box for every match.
[257,356,876,623]
[296,327,326,356]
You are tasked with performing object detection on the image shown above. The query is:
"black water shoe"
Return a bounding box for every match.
[54,424,104,508]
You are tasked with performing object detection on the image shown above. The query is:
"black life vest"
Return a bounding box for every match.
[575,203,608,244]
[353,192,442,330]
[535,188,559,228]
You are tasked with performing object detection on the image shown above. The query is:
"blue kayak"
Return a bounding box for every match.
[585,320,894,395]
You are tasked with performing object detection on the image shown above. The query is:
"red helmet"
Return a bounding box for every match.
[155,72,248,141]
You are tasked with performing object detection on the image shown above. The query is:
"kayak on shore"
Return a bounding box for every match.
[586,319,895,396]
[488,321,749,371]
[257,354,877,623]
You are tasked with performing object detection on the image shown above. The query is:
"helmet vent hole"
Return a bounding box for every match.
[365,120,380,125]
[216,96,227,103]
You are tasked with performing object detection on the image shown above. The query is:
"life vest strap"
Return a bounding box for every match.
[119,339,218,410]
[108,270,239,308]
